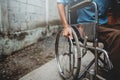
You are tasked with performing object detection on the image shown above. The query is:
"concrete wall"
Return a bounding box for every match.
[8,0,60,32]
[0,0,60,56]
[0,0,9,34]
[0,4,2,31]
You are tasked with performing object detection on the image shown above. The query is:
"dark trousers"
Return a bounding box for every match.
[98,25,120,79]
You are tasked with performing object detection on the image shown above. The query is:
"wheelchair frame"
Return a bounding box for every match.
[55,0,113,80]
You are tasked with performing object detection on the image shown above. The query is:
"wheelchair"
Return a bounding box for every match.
[55,0,113,80]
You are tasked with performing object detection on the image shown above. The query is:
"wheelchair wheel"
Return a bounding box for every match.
[55,27,81,80]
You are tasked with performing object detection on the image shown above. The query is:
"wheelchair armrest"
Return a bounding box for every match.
[70,0,93,10]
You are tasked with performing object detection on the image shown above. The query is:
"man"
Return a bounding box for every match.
[57,0,120,79]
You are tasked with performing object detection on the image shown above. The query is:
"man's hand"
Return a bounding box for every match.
[63,26,73,39]
[57,4,73,39]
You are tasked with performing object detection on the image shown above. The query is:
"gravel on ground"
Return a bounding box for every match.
[0,35,56,80]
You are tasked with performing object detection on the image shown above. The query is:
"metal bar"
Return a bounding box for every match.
[92,2,98,23]
[94,39,98,79]
[96,74,106,80]
[78,59,95,79]
[68,9,71,24]
[79,43,113,69]
[70,0,93,10]
[89,69,95,80]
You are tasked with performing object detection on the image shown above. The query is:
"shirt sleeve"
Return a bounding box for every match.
[57,0,64,3]
[57,0,68,4]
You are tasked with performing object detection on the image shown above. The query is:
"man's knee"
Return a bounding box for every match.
[114,30,120,38]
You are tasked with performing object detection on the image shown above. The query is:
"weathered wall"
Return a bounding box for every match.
[0,0,9,34]
[48,0,60,25]
[0,0,60,56]
[8,0,60,31]
[0,4,1,30]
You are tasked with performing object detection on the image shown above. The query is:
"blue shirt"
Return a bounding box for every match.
[57,0,110,25]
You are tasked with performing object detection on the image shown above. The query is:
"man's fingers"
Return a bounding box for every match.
[63,31,72,39]
[62,31,68,38]
[62,27,73,39]
[69,32,73,39]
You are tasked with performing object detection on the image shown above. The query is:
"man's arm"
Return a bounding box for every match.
[57,3,68,28]
[57,3,73,39]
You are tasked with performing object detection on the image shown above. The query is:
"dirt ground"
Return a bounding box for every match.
[0,35,56,80]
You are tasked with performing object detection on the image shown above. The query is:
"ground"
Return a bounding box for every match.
[0,35,56,80]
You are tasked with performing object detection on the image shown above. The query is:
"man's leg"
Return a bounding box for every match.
[98,26,120,79]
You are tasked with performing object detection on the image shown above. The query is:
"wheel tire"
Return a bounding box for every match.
[55,27,81,80]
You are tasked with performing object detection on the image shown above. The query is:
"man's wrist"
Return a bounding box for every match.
[63,24,69,28]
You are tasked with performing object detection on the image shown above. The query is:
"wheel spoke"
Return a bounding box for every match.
[55,27,81,79]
